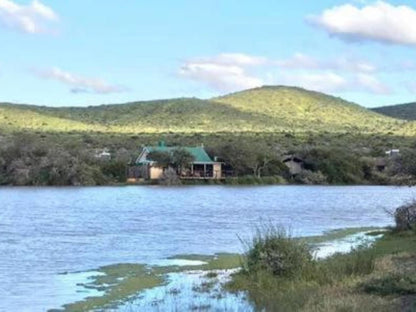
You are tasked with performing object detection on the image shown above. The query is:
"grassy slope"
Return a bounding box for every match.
[373,102,416,121]
[1,86,414,135]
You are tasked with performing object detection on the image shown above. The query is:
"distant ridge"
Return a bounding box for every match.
[372,102,416,121]
[0,86,414,135]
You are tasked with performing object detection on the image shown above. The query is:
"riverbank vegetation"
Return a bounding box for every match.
[59,208,416,311]
[227,205,416,311]
[1,131,416,186]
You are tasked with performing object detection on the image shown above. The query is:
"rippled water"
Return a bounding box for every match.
[1,185,415,311]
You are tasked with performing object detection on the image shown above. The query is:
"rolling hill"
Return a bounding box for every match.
[0,86,414,135]
[372,102,416,121]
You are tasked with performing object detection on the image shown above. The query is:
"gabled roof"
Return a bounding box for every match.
[282,154,304,163]
[140,145,215,164]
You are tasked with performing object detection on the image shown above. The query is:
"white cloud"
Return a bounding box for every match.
[0,0,58,34]
[179,52,390,95]
[179,54,264,92]
[354,73,391,94]
[275,53,376,73]
[207,53,267,66]
[309,1,416,46]
[279,72,390,95]
[279,72,349,93]
[33,67,128,94]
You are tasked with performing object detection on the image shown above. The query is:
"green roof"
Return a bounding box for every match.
[145,146,214,163]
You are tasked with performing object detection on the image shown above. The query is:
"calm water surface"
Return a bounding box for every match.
[0,185,415,311]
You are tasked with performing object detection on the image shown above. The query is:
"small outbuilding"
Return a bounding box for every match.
[385,149,400,157]
[282,155,304,176]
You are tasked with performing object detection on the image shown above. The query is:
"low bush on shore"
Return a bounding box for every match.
[242,226,313,278]
[394,202,416,232]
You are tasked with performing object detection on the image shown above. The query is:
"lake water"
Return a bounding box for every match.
[1,185,415,311]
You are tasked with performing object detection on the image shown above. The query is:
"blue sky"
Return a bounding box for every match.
[1,0,416,107]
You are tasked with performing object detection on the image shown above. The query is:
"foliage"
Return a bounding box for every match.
[229,226,381,312]
[100,161,127,183]
[2,86,416,185]
[394,202,416,231]
[317,247,376,282]
[362,274,416,296]
[1,86,414,135]
[0,133,114,185]
[159,167,181,186]
[214,141,285,177]
[294,169,327,185]
[171,148,195,172]
[147,151,171,167]
[373,101,416,121]
[242,225,313,278]
[299,147,366,184]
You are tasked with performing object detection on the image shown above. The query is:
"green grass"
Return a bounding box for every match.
[61,253,242,311]
[227,229,416,312]
[362,274,416,296]
[303,227,384,245]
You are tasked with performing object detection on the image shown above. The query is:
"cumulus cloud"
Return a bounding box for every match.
[309,1,416,46]
[279,71,390,95]
[205,53,267,66]
[179,54,264,92]
[279,72,349,93]
[179,52,390,95]
[0,0,58,34]
[275,53,376,73]
[32,67,128,94]
[354,73,391,94]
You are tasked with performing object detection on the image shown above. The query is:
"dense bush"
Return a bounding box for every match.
[300,148,366,184]
[0,130,413,186]
[394,202,416,231]
[294,170,327,185]
[0,134,111,185]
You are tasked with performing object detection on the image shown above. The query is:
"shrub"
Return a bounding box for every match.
[243,225,313,278]
[394,202,416,231]
[159,167,181,186]
[294,170,327,185]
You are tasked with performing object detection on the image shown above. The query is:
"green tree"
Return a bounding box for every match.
[171,148,194,173]
[147,151,171,167]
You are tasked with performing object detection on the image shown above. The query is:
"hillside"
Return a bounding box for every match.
[372,102,416,121]
[0,86,413,135]
[215,86,407,134]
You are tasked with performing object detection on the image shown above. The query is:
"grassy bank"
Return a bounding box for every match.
[227,228,416,312]
[56,228,381,311]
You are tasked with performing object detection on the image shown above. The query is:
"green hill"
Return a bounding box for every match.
[372,102,416,121]
[0,86,414,135]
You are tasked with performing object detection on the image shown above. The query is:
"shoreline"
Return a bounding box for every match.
[0,183,412,188]
[55,227,385,312]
